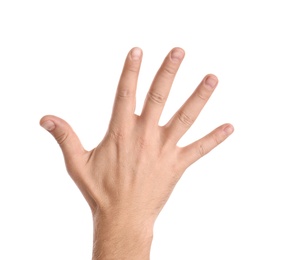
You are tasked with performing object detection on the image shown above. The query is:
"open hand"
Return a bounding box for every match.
[40,47,233,259]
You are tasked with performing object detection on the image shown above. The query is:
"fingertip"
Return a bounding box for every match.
[40,115,58,131]
[130,47,142,61]
[205,74,218,88]
[223,124,234,136]
[205,73,218,80]
[171,47,185,53]
[170,47,185,62]
[41,120,56,131]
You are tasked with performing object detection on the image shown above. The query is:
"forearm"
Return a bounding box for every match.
[92,211,154,260]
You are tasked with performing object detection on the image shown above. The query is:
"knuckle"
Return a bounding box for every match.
[195,87,210,101]
[198,143,206,157]
[127,64,139,74]
[108,128,125,142]
[117,88,133,99]
[55,132,68,145]
[148,91,166,105]
[137,136,149,150]
[177,111,195,127]
[212,132,221,146]
[162,64,176,77]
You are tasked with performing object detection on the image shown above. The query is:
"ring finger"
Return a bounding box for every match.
[164,74,218,144]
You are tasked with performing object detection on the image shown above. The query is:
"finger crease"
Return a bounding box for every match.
[117,89,133,98]
[163,66,176,76]
[148,91,166,104]
[56,133,68,145]
[196,90,208,101]
[177,111,195,127]
[198,143,206,157]
[212,133,221,145]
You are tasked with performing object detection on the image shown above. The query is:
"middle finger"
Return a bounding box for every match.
[140,48,185,126]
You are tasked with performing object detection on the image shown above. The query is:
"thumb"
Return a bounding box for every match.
[40,115,86,163]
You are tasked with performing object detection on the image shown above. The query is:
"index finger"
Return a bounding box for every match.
[110,47,142,127]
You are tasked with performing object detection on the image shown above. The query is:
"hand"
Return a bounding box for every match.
[40,47,234,259]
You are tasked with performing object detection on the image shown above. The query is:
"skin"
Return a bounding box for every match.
[40,47,234,259]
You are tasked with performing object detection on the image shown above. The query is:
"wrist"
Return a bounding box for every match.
[92,209,154,260]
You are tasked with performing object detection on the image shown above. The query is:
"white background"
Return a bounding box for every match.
[0,0,285,259]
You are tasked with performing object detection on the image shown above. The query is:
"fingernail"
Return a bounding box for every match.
[205,76,218,88]
[131,48,142,61]
[171,48,184,62]
[41,120,55,131]
[223,125,234,135]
